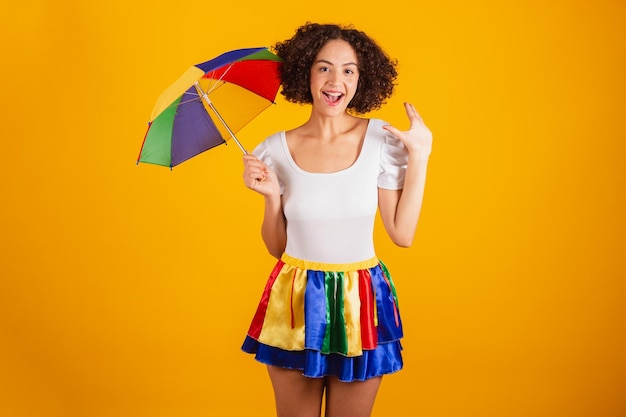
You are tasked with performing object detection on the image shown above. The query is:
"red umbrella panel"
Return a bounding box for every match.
[137,47,283,168]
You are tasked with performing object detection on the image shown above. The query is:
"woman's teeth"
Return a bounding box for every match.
[324,92,343,103]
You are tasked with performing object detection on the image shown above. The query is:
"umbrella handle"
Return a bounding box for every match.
[194,82,248,154]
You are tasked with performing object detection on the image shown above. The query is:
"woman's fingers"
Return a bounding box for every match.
[243,155,265,187]
[382,102,432,158]
[243,154,277,194]
[405,102,425,128]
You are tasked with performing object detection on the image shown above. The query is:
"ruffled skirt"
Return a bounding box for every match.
[241,254,403,382]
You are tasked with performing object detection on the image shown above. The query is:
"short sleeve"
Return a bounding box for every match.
[378,131,408,190]
[252,140,285,195]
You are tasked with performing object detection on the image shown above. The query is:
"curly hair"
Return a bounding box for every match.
[273,22,398,114]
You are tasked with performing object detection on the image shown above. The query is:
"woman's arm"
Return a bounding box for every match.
[243,154,287,258]
[378,103,433,247]
[259,192,287,258]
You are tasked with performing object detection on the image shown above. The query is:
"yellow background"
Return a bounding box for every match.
[1,1,625,416]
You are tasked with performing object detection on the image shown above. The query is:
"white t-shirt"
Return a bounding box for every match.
[253,118,408,264]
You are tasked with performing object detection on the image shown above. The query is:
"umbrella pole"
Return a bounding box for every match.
[194,82,248,154]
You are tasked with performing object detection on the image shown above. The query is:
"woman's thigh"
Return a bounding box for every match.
[324,376,382,417]
[267,365,325,417]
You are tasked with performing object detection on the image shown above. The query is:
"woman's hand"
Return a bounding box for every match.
[242,154,281,197]
[383,102,432,162]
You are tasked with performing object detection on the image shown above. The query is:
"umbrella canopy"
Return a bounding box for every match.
[137,47,282,168]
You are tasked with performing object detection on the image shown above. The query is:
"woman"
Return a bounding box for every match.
[241,22,432,417]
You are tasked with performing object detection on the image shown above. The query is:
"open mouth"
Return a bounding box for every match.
[323,91,344,104]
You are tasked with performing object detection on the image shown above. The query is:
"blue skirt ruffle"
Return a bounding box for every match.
[242,336,403,382]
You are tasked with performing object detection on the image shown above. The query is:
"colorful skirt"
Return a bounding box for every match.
[241,254,404,382]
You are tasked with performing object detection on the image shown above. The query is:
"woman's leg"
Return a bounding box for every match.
[267,365,325,417]
[324,376,382,417]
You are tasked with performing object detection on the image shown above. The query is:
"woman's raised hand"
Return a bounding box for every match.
[383,102,433,162]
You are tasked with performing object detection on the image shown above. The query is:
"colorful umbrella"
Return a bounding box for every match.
[137,47,282,168]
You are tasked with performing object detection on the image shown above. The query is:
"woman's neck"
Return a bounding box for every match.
[299,112,364,141]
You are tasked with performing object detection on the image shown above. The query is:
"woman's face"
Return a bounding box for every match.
[309,39,360,114]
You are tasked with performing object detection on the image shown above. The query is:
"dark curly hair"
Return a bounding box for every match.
[273,22,398,114]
